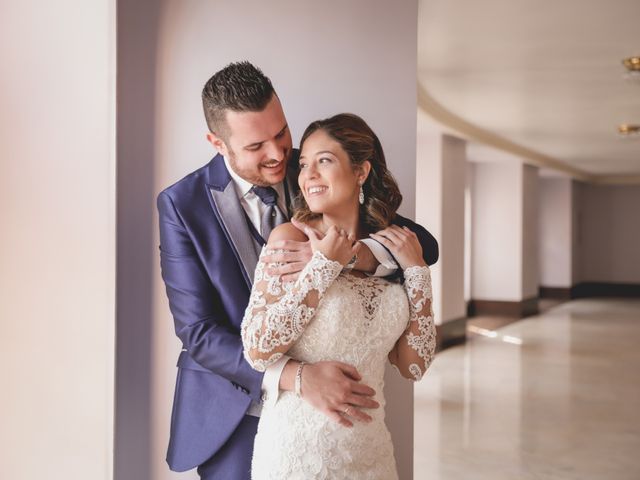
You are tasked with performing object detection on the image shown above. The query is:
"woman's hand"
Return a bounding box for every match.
[306,225,361,266]
[369,225,426,270]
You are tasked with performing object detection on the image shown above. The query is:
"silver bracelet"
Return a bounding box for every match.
[343,253,358,271]
[294,362,306,397]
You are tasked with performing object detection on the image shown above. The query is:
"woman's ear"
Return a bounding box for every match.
[358,160,372,184]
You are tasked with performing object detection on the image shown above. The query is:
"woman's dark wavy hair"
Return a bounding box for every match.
[293,113,402,233]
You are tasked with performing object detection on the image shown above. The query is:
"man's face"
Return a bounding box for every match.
[208,94,292,186]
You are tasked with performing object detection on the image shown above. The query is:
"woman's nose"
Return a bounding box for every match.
[304,163,318,178]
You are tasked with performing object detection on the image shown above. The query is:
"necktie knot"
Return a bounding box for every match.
[252,185,278,206]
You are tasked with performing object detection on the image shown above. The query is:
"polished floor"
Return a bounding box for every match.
[414,298,640,480]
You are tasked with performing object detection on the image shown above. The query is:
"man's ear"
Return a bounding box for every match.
[359,160,372,184]
[206,131,229,157]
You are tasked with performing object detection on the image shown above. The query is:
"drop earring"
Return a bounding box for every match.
[358,183,365,205]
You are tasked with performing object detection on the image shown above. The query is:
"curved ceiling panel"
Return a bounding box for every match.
[417,0,640,182]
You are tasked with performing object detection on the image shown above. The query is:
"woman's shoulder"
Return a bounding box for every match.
[268,222,309,243]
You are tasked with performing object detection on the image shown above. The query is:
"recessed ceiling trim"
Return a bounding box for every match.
[417,81,594,182]
[591,175,640,186]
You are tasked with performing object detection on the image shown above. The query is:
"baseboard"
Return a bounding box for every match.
[539,286,573,300]
[572,282,640,298]
[467,297,539,318]
[539,282,640,299]
[436,317,468,351]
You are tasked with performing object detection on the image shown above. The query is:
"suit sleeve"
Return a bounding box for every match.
[393,214,439,266]
[157,191,264,403]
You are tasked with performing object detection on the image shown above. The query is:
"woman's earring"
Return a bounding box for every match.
[358,183,365,205]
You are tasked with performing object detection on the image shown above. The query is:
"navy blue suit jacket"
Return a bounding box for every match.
[157,153,438,472]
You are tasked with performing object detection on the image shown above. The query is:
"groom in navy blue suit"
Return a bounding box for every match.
[158,62,438,479]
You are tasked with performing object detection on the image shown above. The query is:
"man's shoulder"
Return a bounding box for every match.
[158,156,222,201]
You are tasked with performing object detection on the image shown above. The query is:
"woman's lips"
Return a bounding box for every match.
[307,186,328,196]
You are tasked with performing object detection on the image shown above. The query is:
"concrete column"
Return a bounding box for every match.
[470,160,539,316]
[538,177,575,294]
[416,132,467,325]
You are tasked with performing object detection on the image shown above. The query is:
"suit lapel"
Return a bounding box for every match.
[206,156,259,286]
[205,151,301,285]
[284,149,301,215]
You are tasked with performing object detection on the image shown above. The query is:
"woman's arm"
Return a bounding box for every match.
[388,265,436,380]
[241,223,354,372]
[369,224,437,380]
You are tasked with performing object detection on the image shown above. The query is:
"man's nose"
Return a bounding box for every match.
[266,141,286,161]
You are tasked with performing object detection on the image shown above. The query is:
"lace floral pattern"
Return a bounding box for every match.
[241,249,342,372]
[396,265,436,381]
[243,248,436,479]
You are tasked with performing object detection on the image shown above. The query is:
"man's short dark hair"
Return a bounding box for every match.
[202,61,275,141]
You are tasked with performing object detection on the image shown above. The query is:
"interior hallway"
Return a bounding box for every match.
[414,298,640,480]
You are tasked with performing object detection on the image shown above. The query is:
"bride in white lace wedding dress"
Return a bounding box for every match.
[241,114,436,480]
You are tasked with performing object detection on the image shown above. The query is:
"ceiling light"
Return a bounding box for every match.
[623,56,640,71]
[623,56,640,81]
[618,124,640,136]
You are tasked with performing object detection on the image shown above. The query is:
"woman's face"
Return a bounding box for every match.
[298,129,362,215]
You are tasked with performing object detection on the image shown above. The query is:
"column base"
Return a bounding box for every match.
[467,297,539,318]
[435,318,468,352]
[540,283,640,299]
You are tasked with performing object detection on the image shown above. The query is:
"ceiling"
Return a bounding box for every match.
[417,0,640,182]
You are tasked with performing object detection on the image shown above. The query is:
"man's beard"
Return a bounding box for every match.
[227,148,288,187]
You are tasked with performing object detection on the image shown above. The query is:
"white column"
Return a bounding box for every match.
[538,177,575,289]
[0,1,116,479]
[471,160,539,303]
[416,132,467,324]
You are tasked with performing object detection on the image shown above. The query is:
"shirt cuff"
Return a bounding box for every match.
[360,238,398,277]
[261,354,290,407]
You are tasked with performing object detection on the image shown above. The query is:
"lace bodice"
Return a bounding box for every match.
[241,249,436,381]
[242,248,436,479]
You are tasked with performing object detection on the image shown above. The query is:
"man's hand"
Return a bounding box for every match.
[262,239,312,282]
[264,219,381,280]
[263,219,321,282]
[280,360,380,428]
[370,225,426,270]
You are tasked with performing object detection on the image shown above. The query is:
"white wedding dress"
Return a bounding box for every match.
[241,250,435,480]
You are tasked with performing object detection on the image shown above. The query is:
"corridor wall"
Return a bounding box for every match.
[578,184,640,284]
[116,1,420,479]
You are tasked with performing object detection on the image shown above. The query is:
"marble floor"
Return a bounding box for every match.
[414,298,640,480]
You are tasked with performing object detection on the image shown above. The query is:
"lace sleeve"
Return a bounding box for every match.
[241,249,343,372]
[389,265,436,381]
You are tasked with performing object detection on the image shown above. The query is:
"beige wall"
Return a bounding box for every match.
[117,1,419,479]
[579,184,640,284]
[0,1,116,479]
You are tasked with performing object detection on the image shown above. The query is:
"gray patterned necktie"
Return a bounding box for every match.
[252,185,287,241]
